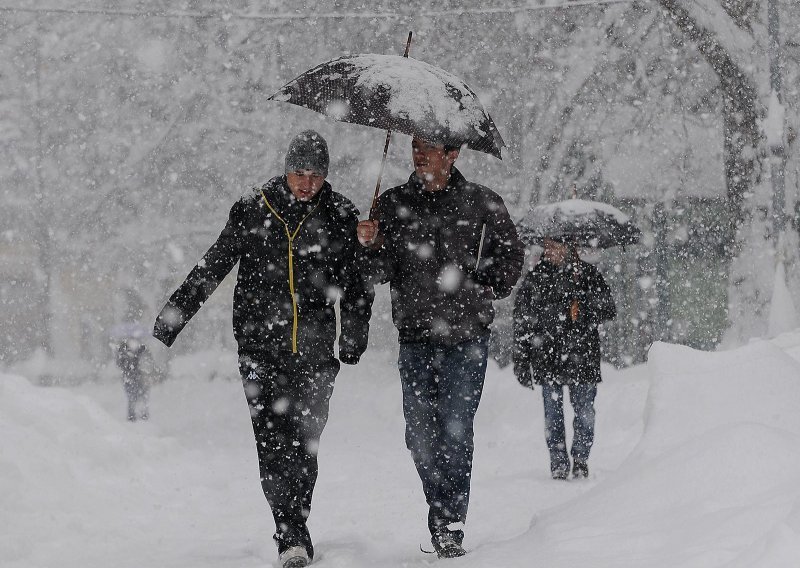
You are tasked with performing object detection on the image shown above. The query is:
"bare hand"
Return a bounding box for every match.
[357,220,380,246]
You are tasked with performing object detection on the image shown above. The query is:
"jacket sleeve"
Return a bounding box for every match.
[337,206,375,363]
[360,241,396,286]
[512,272,536,388]
[153,201,243,347]
[576,265,616,326]
[474,195,525,299]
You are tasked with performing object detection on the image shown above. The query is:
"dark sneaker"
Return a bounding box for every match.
[551,464,570,480]
[572,460,589,479]
[279,546,310,568]
[431,530,466,559]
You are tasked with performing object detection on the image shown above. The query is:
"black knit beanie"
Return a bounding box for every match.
[285,130,329,177]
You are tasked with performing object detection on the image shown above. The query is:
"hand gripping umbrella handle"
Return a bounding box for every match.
[570,242,581,321]
[369,31,413,221]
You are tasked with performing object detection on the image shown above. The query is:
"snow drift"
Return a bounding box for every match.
[2,332,800,567]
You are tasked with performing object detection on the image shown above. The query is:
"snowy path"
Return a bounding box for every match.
[3,333,800,567]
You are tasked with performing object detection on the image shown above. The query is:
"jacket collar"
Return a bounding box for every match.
[262,175,331,214]
[407,166,467,197]
[538,257,583,275]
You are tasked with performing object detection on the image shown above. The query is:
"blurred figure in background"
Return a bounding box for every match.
[513,238,615,480]
[110,320,153,422]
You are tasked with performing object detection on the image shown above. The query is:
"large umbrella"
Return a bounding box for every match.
[269,53,505,158]
[269,34,504,218]
[517,199,641,249]
[518,198,640,323]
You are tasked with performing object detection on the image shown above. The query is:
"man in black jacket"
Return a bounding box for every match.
[357,137,524,558]
[513,238,615,480]
[153,131,373,568]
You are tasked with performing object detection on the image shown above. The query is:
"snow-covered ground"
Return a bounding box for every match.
[3,332,800,568]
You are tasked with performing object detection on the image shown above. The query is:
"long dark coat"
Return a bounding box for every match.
[153,176,373,363]
[365,167,524,344]
[513,258,615,386]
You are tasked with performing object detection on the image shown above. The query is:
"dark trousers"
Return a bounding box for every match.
[540,382,597,472]
[122,374,149,421]
[239,354,339,559]
[397,335,489,537]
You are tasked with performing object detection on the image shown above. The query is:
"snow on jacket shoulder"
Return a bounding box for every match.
[153,175,373,362]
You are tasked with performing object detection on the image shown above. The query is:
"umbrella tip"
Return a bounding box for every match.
[403,31,413,57]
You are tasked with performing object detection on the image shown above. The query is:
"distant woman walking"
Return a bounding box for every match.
[513,238,616,480]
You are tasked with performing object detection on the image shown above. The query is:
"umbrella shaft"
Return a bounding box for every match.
[369,31,412,221]
[369,129,393,220]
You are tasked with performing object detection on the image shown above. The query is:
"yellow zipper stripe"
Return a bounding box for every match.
[260,190,321,354]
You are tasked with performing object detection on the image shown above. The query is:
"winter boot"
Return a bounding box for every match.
[572,460,589,479]
[279,546,310,568]
[431,530,466,559]
[551,463,570,480]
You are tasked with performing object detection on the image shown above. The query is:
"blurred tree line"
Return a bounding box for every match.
[0,0,798,369]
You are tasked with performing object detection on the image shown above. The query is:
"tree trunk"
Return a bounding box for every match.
[658,0,762,224]
[656,0,798,343]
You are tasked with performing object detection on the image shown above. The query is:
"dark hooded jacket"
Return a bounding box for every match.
[365,167,524,344]
[513,258,615,386]
[153,175,373,363]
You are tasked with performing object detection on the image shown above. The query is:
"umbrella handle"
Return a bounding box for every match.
[570,242,581,322]
[570,299,580,322]
[368,31,413,221]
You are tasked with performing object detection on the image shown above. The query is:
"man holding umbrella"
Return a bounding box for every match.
[357,136,524,558]
[153,131,373,568]
[513,198,636,480]
[269,46,523,557]
[513,238,616,480]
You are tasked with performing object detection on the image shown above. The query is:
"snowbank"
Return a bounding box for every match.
[461,337,800,568]
[0,373,176,565]
[3,332,800,567]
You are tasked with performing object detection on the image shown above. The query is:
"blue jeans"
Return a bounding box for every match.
[398,335,489,536]
[541,382,597,472]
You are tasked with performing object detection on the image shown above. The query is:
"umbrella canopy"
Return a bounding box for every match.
[518,199,641,248]
[269,54,505,158]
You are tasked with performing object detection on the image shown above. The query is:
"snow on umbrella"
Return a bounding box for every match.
[268,53,505,159]
[517,199,641,249]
